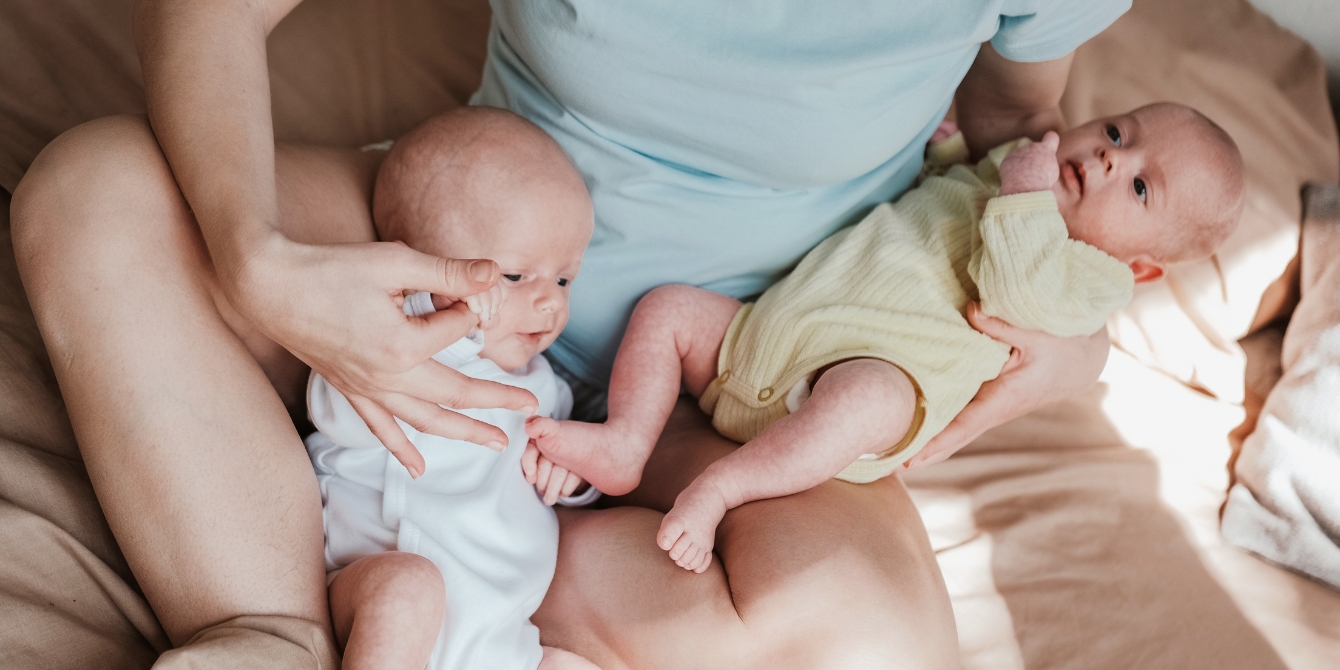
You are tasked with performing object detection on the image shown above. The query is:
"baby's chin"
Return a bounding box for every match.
[479,336,547,372]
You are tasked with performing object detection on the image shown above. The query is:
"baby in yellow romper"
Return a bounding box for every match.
[525,102,1246,572]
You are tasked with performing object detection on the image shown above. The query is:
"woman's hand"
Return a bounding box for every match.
[905,302,1108,469]
[235,237,540,478]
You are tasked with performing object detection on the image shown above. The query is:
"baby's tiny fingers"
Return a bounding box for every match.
[535,457,553,495]
[560,472,582,498]
[543,466,569,506]
[522,443,539,483]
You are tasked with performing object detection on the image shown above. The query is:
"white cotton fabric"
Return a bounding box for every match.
[306,298,574,670]
[1222,190,1340,589]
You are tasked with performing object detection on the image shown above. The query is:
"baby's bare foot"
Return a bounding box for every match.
[525,416,648,496]
[657,478,730,573]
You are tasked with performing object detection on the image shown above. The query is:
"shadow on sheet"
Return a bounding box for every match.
[904,381,1289,670]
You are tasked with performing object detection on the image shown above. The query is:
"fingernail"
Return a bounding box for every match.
[486,441,506,452]
[410,465,424,479]
[469,260,495,282]
[522,405,538,415]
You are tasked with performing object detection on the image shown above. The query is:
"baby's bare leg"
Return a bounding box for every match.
[530,285,740,495]
[658,358,917,572]
[329,552,445,670]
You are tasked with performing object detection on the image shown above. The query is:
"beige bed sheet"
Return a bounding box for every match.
[2,0,1339,668]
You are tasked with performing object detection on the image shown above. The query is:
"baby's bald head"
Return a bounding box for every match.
[372,107,594,369]
[1053,102,1244,282]
[373,106,591,258]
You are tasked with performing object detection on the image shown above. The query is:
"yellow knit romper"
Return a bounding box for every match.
[698,139,1135,483]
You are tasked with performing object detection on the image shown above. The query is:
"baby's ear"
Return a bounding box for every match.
[1129,257,1165,284]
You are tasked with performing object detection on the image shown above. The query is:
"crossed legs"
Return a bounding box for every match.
[13,115,956,669]
[536,399,959,670]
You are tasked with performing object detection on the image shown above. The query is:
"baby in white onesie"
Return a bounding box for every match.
[306,107,599,670]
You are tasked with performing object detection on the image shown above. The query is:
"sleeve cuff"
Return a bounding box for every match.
[990,0,1131,63]
[556,485,603,507]
[982,190,1060,218]
[403,291,437,318]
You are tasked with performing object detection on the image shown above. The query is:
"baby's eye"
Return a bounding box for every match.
[557,278,570,287]
[1134,177,1147,203]
[1105,125,1122,147]
[502,274,523,282]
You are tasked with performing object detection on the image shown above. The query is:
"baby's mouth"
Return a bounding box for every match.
[1064,161,1085,195]
[517,329,552,345]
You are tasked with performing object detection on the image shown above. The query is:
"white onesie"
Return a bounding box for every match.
[306,295,585,670]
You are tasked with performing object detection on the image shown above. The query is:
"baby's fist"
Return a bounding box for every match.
[998,131,1060,197]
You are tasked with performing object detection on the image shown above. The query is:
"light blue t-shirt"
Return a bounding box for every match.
[473,0,1130,389]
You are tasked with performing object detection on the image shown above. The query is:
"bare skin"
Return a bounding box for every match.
[528,285,918,572]
[11,118,958,668]
[12,0,1105,665]
[330,552,599,670]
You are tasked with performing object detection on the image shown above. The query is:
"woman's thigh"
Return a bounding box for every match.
[10,115,380,644]
[536,398,959,670]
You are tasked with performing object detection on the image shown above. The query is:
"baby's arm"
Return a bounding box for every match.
[972,135,1134,337]
[657,358,918,572]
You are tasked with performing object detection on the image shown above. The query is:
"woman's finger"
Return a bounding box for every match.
[392,247,500,300]
[964,302,1032,347]
[346,394,426,478]
[401,300,481,362]
[401,356,539,415]
[379,392,509,451]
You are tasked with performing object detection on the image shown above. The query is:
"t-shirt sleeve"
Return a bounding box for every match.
[969,192,1135,337]
[991,0,1131,63]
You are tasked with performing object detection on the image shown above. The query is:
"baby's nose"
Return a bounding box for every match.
[535,287,560,314]
[1097,147,1117,174]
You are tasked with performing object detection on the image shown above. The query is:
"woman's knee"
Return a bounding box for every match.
[749,548,959,669]
[719,482,959,669]
[12,115,184,280]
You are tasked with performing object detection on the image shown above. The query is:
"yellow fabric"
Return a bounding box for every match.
[701,141,1135,482]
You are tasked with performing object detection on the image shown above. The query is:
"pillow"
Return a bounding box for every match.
[1222,183,1340,589]
[1062,0,1340,402]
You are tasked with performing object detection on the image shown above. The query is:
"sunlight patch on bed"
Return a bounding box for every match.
[908,486,1025,670]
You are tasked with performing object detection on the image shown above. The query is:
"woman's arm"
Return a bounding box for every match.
[134,0,538,476]
[954,42,1074,159]
[905,302,1109,468]
[910,45,1108,468]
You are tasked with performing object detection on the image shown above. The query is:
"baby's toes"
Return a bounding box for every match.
[657,515,687,551]
[693,550,713,574]
[668,532,696,562]
[525,415,558,441]
[677,546,700,571]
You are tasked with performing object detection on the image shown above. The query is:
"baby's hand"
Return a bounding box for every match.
[998,131,1060,196]
[463,282,505,329]
[431,282,505,329]
[522,440,586,506]
[930,119,959,145]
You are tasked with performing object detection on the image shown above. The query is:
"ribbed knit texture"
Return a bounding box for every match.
[700,140,1135,483]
